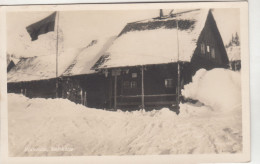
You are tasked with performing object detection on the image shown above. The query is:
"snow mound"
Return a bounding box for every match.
[8,93,242,156]
[182,68,241,111]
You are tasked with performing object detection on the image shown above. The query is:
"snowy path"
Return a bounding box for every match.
[8,94,242,156]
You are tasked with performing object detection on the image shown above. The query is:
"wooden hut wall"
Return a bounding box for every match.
[8,79,57,98]
[61,74,107,109]
[105,63,191,109]
[190,11,229,75]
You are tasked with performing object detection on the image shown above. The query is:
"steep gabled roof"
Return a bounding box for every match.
[94,9,210,69]
[62,36,116,76]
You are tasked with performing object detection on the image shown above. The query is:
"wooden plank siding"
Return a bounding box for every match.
[61,74,107,109]
[7,78,58,99]
[105,63,191,110]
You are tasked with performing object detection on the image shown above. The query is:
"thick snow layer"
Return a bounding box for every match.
[62,36,116,76]
[182,68,241,111]
[7,48,79,83]
[226,45,240,61]
[100,29,195,68]
[97,9,208,68]
[8,93,242,156]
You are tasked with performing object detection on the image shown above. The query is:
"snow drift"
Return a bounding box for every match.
[8,91,242,156]
[182,68,241,111]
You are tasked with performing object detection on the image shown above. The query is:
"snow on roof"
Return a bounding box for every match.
[7,49,79,83]
[62,36,116,76]
[226,45,240,61]
[95,9,209,69]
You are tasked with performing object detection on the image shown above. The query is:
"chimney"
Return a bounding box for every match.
[160,9,163,18]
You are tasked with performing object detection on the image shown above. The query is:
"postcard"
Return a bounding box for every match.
[0,1,250,164]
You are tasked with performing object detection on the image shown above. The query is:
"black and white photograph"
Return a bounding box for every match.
[0,1,250,163]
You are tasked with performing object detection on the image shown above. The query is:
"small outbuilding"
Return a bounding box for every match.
[226,45,241,71]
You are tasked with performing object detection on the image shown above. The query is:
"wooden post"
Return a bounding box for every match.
[176,12,180,108]
[84,91,87,106]
[80,89,83,105]
[55,12,60,98]
[177,63,180,106]
[141,66,145,109]
[114,75,117,110]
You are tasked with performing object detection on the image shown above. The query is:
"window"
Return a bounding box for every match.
[211,47,215,59]
[201,43,205,54]
[130,81,137,88]
[123,81,137,89]
[132,73,137,78]
[165,79,174,88]
[123,81,130,88]
[207,45,210,53]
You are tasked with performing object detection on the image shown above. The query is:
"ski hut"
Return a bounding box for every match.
[92,9,229,110]
[61,37,116,109]
[7,52,76,98]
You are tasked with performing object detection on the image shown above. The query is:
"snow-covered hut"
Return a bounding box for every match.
[226,45,241,71]
[61,36,116,108]
[7,50,77,98]
[92,9,229,109]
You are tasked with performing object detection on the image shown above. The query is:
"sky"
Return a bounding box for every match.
[6,8,240,58]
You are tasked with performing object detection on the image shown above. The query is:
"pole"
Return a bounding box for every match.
[114,74,117,110]
[141,66,145,109]
[56,11,59,78]
[176,12,180,108]
[56,11,60,98]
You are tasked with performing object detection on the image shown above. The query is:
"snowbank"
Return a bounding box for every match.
[182,68,241,111]
[8,93,242,156]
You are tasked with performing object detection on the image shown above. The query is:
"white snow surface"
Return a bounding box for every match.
[182,68,241,111]
[98,9,208,68]
[226,45,240,61]
[62,36,116,76]
[7,48,79,83]
[9,92,242,156]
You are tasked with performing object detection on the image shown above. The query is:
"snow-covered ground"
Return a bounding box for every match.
[8,68,242,156]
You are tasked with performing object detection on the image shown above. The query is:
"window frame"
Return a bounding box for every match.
[123,80,137,89]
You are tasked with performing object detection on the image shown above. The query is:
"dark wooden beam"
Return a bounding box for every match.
[141,66,144,109]
[114,75,117,110]
[176,62,180,107]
